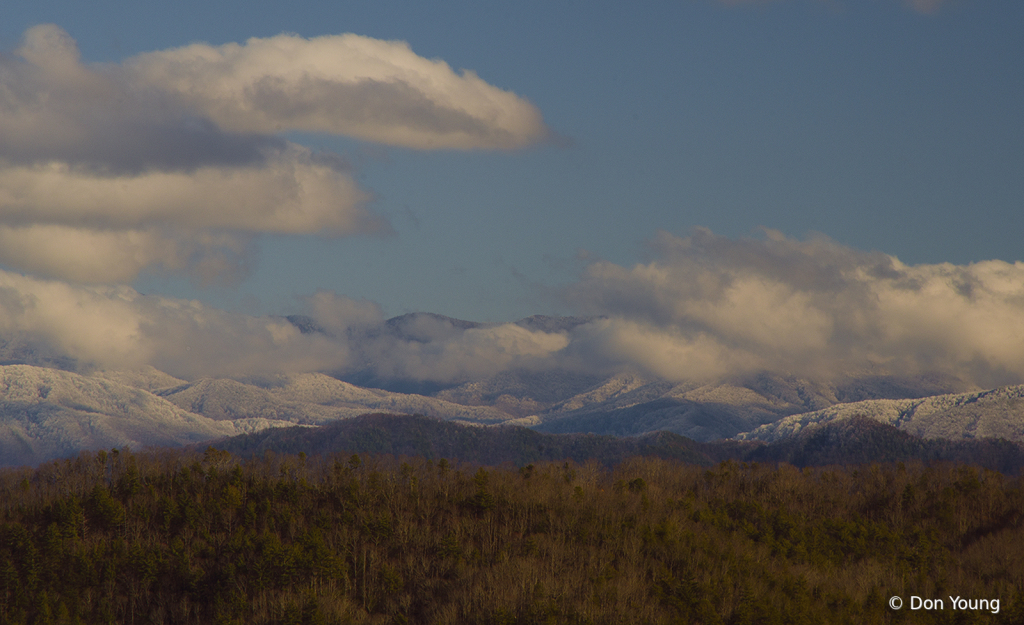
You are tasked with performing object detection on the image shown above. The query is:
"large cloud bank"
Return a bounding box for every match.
[2,231,1023,388]
[564,229,1024,386]
[0,272,571,381]
[0,270,345,379]
[0,25,547,284]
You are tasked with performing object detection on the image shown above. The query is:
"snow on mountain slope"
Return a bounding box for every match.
[156,378,358,424]
[532,372,971,441]
[1,355,1006,467]
[432,369,604,417]
[0,363,522,467]
[547,371,672,414]
[90,366,187,392]
[0,365,238,466]
[737,385,1024,443]
[262,373,512,422]
[156,373,515,424]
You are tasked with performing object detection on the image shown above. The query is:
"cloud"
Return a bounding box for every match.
[353,322,571,383]
[0,276,571,384]
[303,291,384,336]
[0,144,379,284]
[127,31,549,150]
[5,229,1022,389]
[0,270,352,379]
[303,294,573,383]
[1,25,284,174]
[0,146,375,234]
[562,229,1024,386]
[0,226,254,285]
[1,25,545,285]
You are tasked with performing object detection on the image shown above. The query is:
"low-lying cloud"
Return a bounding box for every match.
[304,291,571,383]
[0,25,547,284]
[3,230,1022,390]
[0,270,349,379]
[0,277,573,382]
[564,229,1024,387]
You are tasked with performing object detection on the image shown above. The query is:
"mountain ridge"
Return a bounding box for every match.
[0,351,1019,468]
[739,384,1024,443]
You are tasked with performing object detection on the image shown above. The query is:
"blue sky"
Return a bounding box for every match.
[2,0,1021,323]
[2,1,1024,389]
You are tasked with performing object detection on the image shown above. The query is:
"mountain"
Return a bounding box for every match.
[739,384,1024,443]
[0,336,77,371]
[745,416,1024,473]
[90,366,188,391]
[513,314,599,334]
[199,412,738,467]
[0,365,240,467]
[156,377,349,423]
[0,317,1015,470]
[332,313,598,396]
[157,372,515,425]
[0,366,518,467]
[529,371,977,441]
[433,368,605,418]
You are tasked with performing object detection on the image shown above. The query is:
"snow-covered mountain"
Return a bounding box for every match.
[738,384,1024,443]
[0,365,512,467]
[0,348,1016,468]
[528,371,977,441]
[158,373,512,424]
[0,365,238,467]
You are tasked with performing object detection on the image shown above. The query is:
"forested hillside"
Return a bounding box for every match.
[2,447,1023,624]
[206,413,1024,475]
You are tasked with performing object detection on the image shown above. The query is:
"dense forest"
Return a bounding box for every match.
[1,446,1023,624]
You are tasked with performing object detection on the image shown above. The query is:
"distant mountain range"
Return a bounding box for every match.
[0,312,1022,468]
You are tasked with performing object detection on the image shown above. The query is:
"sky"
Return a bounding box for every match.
[1,0,1023,388]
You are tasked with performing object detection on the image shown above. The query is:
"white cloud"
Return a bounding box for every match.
[0,146,374,234]
[0,275,572,384]
[4,229,1021,390]
[301,297,573,384]
[357,323,571,383]
[0,24,545,285]
[0,270,351,379]
[303,290,384,335]
[127,31,549,150]
[563,229,1024,386]
[0,226,254,285]
[0,25,282,173]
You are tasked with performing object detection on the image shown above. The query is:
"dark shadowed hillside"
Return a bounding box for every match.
[748,416,1024,474]
[202,413,731,467]
[202,413,1024,475]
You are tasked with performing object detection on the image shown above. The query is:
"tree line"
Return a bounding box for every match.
[1,445,1023,624]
